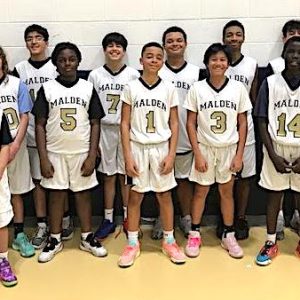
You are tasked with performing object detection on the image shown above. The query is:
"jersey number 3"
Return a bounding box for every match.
[210,111,226,134]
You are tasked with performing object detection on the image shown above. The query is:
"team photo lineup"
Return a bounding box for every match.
[0,19,300,287]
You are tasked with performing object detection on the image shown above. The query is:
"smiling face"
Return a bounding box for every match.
[104,42,125,63]
[206,50,229,77]
[55,48,79,81]
[140,46,164,75]
[25,31,48,58]
[163,31,187,58]
[284,40,300,72]
[223,25,244,52]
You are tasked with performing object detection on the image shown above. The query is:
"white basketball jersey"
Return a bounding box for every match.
[43,79,93,154]
[121,78,179,144]
[0,75,21,139]
[184,79,252,147]
[267,74,300,146]
[225,55,257,145]
[88,65,139,125]
[15,60,57,146]
[269,57,285,74]
[159,62,200,152]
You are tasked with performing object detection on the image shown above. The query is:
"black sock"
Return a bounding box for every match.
[37,217,47,224]
[191,223,200,232]
[63,211,70,218]
[14,223,24,238]
[223,225,234,237]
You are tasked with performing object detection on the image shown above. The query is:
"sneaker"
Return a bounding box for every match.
[185,231,202,258]
[162,241,186,264]
[12,232,35,257]
[118,243,140,268]
[38,237,63,263]
[235,217,249,240]
[221,233,244,258]
[179,215,192,238]
[95,219,116,239]
[62,218,74,241]
[0,258,17,287]
[80,233,107,257]
[276,212,285,240]
[256,241,278,266]
[290,210,300,235]
[151,217,163,240]
[31,225,48,249]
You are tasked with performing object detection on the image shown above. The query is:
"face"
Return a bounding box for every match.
[164,32,187,57]
[25,31,48,57]
[55,49,79,79]
[104,42,125,62]
[283,28,300,43]
[206,51,229,77]
[284,41,300,71]
[140,46,164,74]
[223,26,244,51]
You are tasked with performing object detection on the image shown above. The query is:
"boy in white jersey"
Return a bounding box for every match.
[88,32,139,239]
[0,108,17,287]
[33,42,107,263]
[184,43,252,259]
[13,24,73,249]
[118,42,186,267]
[266,20,300,239]
[153,26,200,239]
[222,20,258,240]
[0,47,35,258]
[255,37,300,266]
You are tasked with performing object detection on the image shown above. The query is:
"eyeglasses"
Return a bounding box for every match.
[25,36,44,43]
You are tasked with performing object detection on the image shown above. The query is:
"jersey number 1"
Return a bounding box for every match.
[146,111,156,133]
[277,113,300,138]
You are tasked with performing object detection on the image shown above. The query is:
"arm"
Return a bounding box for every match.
[160,106,178,175]
[249,66,258,105]
[0,145,10,180]
[121,102,139,177]
[81,119,99,176]
[230,112,247,172]
[186,110,208,172]
[0,115,12,179]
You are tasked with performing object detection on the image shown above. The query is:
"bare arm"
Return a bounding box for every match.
[249,66,258,105]
[0,145,10,180]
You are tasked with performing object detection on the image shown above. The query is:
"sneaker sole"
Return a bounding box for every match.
[118,250,141,268]
[31,239,47,250]
[2,279,18,287]
[79,244,108,257]
[38,243,63,263]
[185,249,200,258]
[221,243,244,259]
[12,243,35,258]
[61,232,74,241]
[255,258,272,266]
[162,249,186,264]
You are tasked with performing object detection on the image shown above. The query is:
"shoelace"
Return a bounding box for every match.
[226,236,240,250]
[0,260,15,279]
[122,245,138,256]
[34,226,47,239]
[188,237,200,247]
[19,235,31,249]
[260,242,274,256]
[44,238,58,252]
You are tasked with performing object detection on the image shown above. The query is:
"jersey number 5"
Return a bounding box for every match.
[60,108,77,131]
[277,113,300,138]
[210,111,226,134]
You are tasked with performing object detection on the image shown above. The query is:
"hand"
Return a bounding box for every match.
[194,152,208,173]
[41,158,54,178]
[9,141,20,162]
[125,157,139,177]
[160,154,175,175]
[230,155,243,173]
[271,154,292,174]
[81,155,96,177]
[292,157,300,174]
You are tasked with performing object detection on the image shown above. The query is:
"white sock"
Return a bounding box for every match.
[62,216,70,229]
[50,233,61,242]
[278,210,284,217]
[163,230,175,244]
[37,222,47,228]
[267,234,276,244]
[189,230,200,237]
[128,231,139,246]
[81,232,92,241]
[0,251,8,259]
[104,209,114,222]
[123,206,128,219]
[225,231,235,238]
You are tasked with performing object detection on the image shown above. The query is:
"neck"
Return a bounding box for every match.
[106,61,124,73]
[59,74,77,83]
[30,53,47,61]
[166,56,185,69]
[0,70,4,79]
[231,50,242,64]
[209,75,226,89]
[284,69,300,79]
[142,72,159,85]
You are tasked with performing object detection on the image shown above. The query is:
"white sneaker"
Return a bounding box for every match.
[38,237,63,263]
[290,210,300,235]
[80,233,107,257]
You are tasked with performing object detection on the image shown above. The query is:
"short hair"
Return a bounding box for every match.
[102,32,128,51]
[162,26,187,45]
[203,43,232,66]
[0,47,9,78]
[24,24,49,42]
[51,42,82,66]
[282,36,300,58]
[282,19,300,37]
[141,42,164,57]
[222,20,245,39]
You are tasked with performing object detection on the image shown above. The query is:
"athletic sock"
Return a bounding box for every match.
[104,208,114,222]
[37,217,47,226]
[81,232,92,241]
[127,231,139,246]
[14,223,24,238]
[123,206,128,219]
[0,251,8,259]
[191,223,200,232]
[50,233,61,242]
[223,225,235,238]
[267,233,276,244]
[163,230,175,244]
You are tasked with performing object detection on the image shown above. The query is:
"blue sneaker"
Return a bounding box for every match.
[95,219,116,239]
[255,241,278,266]
[12,232,35,257]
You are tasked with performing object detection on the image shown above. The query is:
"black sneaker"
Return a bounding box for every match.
[235,218,249,240]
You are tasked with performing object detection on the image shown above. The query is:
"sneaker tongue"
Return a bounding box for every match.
[165,237,175,244]
[128,240,138,247]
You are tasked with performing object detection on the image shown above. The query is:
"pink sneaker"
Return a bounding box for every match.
[162,241,186,264]
[118,243,140,268]
[185,232,202,258]
[221,233,243,258]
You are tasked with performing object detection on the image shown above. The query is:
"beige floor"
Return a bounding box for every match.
[1,226,299,300]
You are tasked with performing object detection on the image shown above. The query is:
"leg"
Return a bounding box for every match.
[62,191,74,241]
[290,192,300,234]
[33,181,47,219]
[74,190,92,233]
[119,174,129,217]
